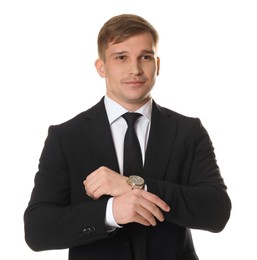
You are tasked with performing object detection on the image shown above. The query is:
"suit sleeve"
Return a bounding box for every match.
[145,118,231,233]
[24,126,114,251]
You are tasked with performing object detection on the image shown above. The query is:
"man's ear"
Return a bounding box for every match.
[157,57,160,76]
[95,59,105,78]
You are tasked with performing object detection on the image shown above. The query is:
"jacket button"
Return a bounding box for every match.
[89,227,96,233]
[81,227,96,235]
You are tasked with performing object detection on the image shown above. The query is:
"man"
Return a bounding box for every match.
[24,14,231,260]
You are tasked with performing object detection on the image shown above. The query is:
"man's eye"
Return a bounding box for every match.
[116,56,126,60]
[141,55,153,60]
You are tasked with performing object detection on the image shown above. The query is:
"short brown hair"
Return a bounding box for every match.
[97,14,159,60]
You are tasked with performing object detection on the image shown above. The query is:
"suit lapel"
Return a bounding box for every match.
[143,102,178,180]
[81,98,177,180]
[82,98,120,173]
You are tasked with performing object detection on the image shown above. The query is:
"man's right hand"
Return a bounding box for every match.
[112,189,170,226]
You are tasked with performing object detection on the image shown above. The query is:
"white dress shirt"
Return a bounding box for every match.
[104,95,152,229]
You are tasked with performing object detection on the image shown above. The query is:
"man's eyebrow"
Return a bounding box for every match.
[110,51,129,57]
[141,50,155,55]
[110,50,155,57]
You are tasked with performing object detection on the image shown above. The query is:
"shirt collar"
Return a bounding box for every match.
[104,95,152,125]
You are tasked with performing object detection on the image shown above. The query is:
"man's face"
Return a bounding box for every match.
[95,32,160,111]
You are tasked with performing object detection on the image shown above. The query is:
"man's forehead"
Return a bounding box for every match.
[107,36,156,52]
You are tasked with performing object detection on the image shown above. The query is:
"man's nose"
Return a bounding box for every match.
[129,60,143,75]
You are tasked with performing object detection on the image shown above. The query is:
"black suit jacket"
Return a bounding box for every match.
[24,98,231,260]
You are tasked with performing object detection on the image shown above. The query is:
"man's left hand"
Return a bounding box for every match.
[83,166,131,199]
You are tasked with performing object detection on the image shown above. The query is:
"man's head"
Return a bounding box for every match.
[95,14,160,111]
[97,14,159,61]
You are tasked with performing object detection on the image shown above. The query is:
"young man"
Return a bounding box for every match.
[24,14,231,260]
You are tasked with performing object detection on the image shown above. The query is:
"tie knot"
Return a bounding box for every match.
[122,112,142,127]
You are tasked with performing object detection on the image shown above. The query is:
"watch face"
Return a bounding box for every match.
[129,175,144,186]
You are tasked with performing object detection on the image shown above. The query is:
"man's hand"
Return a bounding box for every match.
[83,166,131,199]
[113,189,170,226]
[83,166,171,226]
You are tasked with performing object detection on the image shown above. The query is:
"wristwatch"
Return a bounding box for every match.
[127,175,145,190]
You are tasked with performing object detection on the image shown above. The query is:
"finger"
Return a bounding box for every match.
[91,185,108,199]
[84,171,99,185]
[129,191,159,226]
[83,166,106,184]
[136,205,158,226]
[113,195,152,226]
[84,179,101,198]
[83,178,94,192]
[140,199,164,223]
[126,204,153,226]
[141,191,170,212]
[133,215,152,226]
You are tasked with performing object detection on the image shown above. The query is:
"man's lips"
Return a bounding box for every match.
[123,79,146,85]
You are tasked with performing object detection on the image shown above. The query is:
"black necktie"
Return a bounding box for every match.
[122,112,143,176]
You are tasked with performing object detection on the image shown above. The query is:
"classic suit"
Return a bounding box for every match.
[24,97,231,260]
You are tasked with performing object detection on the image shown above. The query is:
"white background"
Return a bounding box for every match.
[0,0,256,259]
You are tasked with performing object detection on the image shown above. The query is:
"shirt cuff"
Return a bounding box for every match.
[105,197,122,230]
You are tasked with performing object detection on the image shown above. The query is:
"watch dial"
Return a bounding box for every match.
[130,175,144,185]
